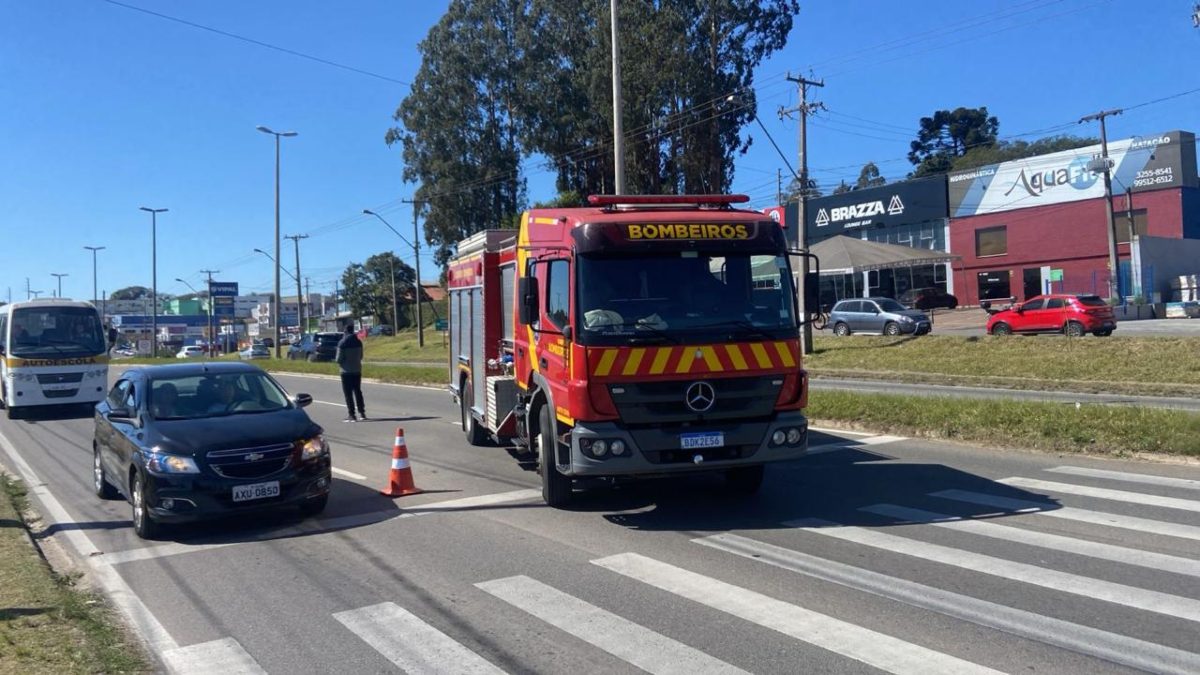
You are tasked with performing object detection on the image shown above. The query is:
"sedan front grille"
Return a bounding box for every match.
[206,443,294,480]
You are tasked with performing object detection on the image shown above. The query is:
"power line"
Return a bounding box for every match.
[97,0,410,86]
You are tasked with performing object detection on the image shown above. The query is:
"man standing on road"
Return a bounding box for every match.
[336,322,366,422]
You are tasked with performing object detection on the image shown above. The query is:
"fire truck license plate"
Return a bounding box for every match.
[232,481,280,502]
[681,432,724,449]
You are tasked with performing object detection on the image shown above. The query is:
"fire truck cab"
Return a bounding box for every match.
[448,195,809,507]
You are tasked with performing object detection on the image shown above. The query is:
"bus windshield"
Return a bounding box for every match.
[9,306,106,358]
[577,252,797,345]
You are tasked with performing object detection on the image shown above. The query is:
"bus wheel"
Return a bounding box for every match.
[538,405,572,507]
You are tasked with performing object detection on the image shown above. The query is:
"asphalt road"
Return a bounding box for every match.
[1,372,1198,674]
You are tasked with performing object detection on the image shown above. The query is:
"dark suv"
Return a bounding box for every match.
[287,332,342,361]
[898,287,958,310]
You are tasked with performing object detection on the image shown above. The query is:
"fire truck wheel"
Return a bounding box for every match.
[461,383,489,446]
[538,404,572,507]
[725,465,764,495]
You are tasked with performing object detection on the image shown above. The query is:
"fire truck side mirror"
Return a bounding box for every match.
[805,271,820,310]
[518,277,539,326]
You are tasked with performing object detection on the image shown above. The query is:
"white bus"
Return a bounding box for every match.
[0,299,109,418]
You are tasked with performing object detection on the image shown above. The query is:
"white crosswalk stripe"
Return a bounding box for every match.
[162,638,265,675]
[998,477,1200,512]
[787,517,1200,623]
[860,503,1200,577]
[592,552,1003,675]
[477,575,749,675]
[695,533,1200,675]
[1046,466,1200,491]
[931,489,1200,542]
[333,602,505,674]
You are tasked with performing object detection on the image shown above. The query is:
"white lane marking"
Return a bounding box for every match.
[477,575,748,675]
[313,399,345,407]
[271,371,446,392]
[101,489,542,565]
[1046,466,1200,491]
[161,638,265,674]
[807,426,877,436]
[697,533,1200,675]
[855,434,907,446]
[998,477,1200,512]
[931,489,1200,542]
[0,428,179,652]
[787,518,1200,624]
[333,602,506,674]
[862,503,1200,578]
[331,467,368,481]
[592,553,1002,675]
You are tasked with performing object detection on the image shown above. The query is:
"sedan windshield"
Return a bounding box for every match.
[149,372,293,420]
[577,252,796,344]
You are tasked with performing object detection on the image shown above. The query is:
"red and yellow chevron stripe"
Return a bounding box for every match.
[587,340,798,378]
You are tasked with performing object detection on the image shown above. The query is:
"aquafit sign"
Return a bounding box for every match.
[948,130,1198,218]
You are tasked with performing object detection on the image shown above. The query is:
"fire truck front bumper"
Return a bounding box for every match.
[565,411,809,477]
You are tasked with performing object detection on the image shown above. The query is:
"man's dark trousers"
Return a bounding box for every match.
[341,372,365,418]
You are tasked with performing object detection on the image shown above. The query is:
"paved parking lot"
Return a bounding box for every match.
[824,307,1200,337]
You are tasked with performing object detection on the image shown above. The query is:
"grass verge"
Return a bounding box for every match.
[809,390,1200,457]
[807,335,1200,398]
[0,475,150,673]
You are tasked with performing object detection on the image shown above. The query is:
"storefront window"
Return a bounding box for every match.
[975,226,1007,257]
[977,270,1011,300]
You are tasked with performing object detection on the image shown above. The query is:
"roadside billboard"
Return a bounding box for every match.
[949,130,1198,218]
[803,176,949,242]
[209,281,238,318]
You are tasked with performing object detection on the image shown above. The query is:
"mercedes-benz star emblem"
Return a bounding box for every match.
[685,381,716,413]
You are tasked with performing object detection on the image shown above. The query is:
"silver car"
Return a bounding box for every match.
[828,297,931,336]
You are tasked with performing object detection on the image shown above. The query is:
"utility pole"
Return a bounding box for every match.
[200,269,219,353]
[285,234,308,334]
[1079,108,1122,302]
[401,199,425,347]
[610,0,626,194]
[776,168,783,205]
[780,73,825,355]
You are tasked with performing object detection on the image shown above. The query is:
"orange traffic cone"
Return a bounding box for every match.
[380,427,423,497]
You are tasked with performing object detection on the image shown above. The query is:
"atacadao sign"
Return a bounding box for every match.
[948,130,1198,218]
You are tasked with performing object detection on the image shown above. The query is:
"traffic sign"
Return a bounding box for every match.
[434,319,448,331]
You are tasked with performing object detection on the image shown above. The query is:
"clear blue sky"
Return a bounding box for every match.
[2,0,1197,302]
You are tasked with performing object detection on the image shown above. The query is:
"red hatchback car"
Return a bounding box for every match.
[987,294,1116,337]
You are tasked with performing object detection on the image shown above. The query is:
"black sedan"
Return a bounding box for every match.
[93,362,332,539]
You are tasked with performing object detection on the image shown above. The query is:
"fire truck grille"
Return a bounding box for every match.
[608,375,780,425]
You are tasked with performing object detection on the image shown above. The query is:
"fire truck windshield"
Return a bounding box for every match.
[577,253,797,345]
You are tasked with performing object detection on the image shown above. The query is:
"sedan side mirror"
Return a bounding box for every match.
[107,407,139,426]
[294,393,313,408]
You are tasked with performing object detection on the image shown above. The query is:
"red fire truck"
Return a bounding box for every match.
[447,194,810,506]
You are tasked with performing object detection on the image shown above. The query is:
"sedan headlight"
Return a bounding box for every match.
[144,447,200,474]
[300,436,329,461]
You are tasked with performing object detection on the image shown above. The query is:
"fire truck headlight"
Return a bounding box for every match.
[591,440,609,457]
[609,440,626,456]
[786,428,803,445]
[771,430,787,446]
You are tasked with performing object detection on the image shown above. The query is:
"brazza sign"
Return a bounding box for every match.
[801,175,948,242]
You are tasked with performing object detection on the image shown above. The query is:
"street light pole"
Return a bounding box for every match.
[51,273,68,298]
[362,208,420,341]
[139,207,168,357]
[257,126,298,358]
[84,246,105,317]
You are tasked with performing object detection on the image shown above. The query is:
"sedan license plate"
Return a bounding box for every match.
[680,432,724,450]
[232,481,280,502]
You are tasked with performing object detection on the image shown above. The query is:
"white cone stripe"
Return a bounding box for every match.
[930,489,1200,542]
[391,457,410,470]
[697,533,1200,675]
[998,477,1200,512]
[162,638,266,674]
[592,553,1002,675]
[787,518,1200,623]
[395,436,405,446]
[477,576,749,675]
[1046,466,1200,491]
[862,504,1200,578]
[334,602,506,674]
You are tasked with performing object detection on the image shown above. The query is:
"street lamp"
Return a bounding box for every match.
[363,208,422,345]
[51,273,68,298]
[257,126,298,358]
[252,248,299,282]
[139,207,168,357]
[84,246,105,317]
